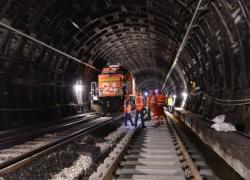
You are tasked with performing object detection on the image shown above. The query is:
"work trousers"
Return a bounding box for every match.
[135,110,145,127]
[124,113,134,126]
[168,105,173,112]
[147,108,151,120]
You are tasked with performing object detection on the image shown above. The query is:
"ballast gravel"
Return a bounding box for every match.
[50,126,127,180]
[51,155,92,180]
[1,125,127,180]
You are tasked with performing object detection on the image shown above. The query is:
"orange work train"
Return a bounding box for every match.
[91,65,135,113]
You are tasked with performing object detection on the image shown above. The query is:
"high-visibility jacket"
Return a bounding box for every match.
[135,95,145,111]
[147,95,152,108]
[151,95,160,121]
[157,94,166,107]
[150,95,157,108]
[124,99,131,113]
[168,97,174,106]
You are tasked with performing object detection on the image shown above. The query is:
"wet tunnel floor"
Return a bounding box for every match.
[174,119,243,180]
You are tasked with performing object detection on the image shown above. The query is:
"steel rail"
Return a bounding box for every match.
[0,117,96,148]
[91,118,203,180]
[0,113,96,137]
[0,113,99,149]
[167,120,203,180]
[89,126,139,180]
[90,128,137,180]
[0,21,101,72]
[161,0,205,90]
[0,115,122,175]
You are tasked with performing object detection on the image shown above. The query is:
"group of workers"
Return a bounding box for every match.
[123,91,146,128]
[123,90,175,127]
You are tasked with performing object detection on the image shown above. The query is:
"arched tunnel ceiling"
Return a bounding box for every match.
[0,0,250,94]
[0,0,194,91]
[2,1,250,178]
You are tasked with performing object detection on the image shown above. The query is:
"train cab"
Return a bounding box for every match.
[91,65,135,113]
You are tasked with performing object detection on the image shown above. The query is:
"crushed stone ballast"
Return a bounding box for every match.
[0,115,121,176]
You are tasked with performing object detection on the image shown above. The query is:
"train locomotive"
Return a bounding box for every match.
[91,65,135,113]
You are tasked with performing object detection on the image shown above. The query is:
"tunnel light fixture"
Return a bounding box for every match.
[182,92,188,98]
[74,84,83,93]
[72,21,79,29]
[181,92,188,108]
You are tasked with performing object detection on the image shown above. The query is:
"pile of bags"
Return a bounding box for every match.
[211,115,236,132]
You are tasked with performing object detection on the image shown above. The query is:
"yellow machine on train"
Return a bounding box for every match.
[91,65,135,113]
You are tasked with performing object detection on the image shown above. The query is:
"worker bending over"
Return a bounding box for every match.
[135,91,146,128]
[123,95,134,126]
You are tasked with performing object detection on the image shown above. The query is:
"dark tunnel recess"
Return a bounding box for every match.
[0,0,250,133]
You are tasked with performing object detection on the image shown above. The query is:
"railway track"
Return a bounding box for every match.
[0,112,99,150]
[90,115,218,180]
[0,114,122,176]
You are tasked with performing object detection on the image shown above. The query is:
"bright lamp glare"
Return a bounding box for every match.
[182,92,188,98]
[173,94,177,98]
[144,92,149,97]
[74,84,83,92]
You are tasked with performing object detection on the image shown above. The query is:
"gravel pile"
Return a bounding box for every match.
[1,125,127,180]
[50,126,126,179]
[96,126,126,153]
[2,145,78,180]
[96,142,111,153]
[51,155,92,180]
[104,126,126,142]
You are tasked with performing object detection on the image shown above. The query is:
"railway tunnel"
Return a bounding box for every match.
[0,0,250,179]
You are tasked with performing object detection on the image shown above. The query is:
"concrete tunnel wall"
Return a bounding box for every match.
[0,0,250,132]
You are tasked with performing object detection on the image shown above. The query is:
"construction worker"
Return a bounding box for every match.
[135,91,146,128]
[156,90,166,125]
[146,90,153,120]
[167,95,174,112]
[123,95,134,126]
[150,91,159,125]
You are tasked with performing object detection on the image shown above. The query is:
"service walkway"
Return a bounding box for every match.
[173,107,250,179]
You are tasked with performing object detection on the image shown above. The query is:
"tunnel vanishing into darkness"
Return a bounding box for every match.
[1,0,250,127]
[0,0,250,178]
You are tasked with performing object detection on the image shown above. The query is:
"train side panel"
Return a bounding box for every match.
[98,74,123,97]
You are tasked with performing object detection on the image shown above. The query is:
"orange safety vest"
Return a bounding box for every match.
[135,95,144,111]
[157,94,166,107]
[124,99,131,113]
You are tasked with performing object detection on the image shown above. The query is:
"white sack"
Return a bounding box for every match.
[211,115,226,124]
[211,122,236,132]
